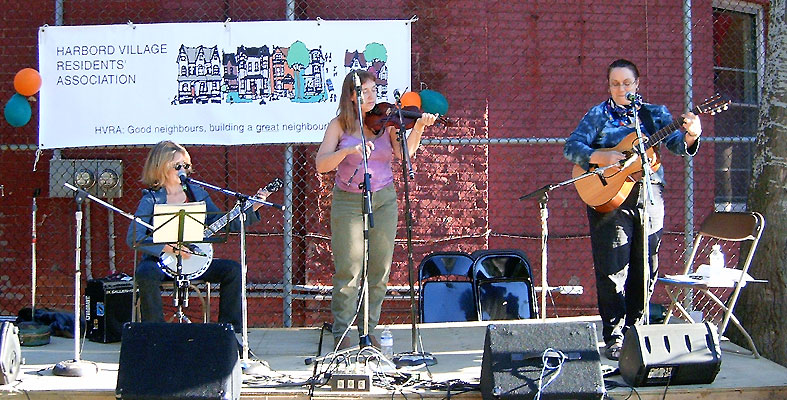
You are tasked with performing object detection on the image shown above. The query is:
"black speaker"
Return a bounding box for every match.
[116,322,241,400]
[85,278,134,343]
[0,322,21,384]
[619,322,721,386]
[480,322,605,399]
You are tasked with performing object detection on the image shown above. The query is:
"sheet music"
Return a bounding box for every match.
[152,201,206,244]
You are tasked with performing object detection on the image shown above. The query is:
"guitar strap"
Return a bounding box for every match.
[638,105,661,161]
[637,106,658,137]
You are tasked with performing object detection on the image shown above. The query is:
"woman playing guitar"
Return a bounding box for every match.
[563,59,702,361]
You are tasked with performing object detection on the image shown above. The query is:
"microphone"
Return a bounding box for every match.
[353,72,363,104]
[625,92,641,104]
[393,89,402,103]
[178,169,195,201]
[178,169,189,185]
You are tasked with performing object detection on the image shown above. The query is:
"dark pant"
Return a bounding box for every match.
[587,183,664,345]
[136,256,242,332]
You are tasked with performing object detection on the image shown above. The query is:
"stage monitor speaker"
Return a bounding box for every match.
[0,321,22,384]
[619,322,721,387]
[85,278,133,343]
[116,322,241,400]
[480,322,605,400]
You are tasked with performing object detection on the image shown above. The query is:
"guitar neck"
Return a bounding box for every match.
[203,201,254,238]
[644,105,697,149]
[199,179,282,238]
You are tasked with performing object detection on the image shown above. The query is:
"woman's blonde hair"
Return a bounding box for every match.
[337,69,375,132]
[141,140,190,189]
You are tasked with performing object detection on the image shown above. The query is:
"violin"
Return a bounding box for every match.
[364,102,450,132]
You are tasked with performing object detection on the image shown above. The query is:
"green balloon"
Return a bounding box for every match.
[4,93,32,127]
[419,89,448,116]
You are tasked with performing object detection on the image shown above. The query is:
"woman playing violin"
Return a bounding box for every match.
[315,70,437,350]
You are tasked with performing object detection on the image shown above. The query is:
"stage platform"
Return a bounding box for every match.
[2,316,786,399]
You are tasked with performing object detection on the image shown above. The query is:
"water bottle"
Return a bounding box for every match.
[710,244,725,270]
[380,326,394,359]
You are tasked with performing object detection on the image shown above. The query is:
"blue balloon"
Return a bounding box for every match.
[4,93,32,127]
[420,89,449,116]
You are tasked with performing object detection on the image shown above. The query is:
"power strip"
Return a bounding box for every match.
[330,373,371,392]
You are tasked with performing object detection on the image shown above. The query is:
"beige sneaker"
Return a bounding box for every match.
[334,336,353,351]
[604,341,622,361]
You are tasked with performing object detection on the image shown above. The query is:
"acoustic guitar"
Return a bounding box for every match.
[572,95,729,213]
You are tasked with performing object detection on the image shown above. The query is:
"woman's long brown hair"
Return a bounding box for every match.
[336,69,375,132]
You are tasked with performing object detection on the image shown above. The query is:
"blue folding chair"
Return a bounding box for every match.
[472,249,537,320]
[418,252,478,323]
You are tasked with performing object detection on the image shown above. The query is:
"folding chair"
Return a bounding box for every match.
[472,249,537,320]
[132,250,212,324]
[658,212,765,358]
[418,251,478,323]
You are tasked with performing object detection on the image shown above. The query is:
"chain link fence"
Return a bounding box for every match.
[0,0,766,328]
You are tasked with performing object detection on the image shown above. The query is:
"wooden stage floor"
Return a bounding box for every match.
[1,316,786,399]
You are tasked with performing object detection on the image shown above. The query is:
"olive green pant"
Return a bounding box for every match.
[330,184,398,340]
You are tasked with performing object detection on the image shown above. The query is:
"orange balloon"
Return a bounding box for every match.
[400,91,421,108]
[14,68,42,96]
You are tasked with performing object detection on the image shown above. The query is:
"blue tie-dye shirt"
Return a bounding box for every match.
[563,100,699,185]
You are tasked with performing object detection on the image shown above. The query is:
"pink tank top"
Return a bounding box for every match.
[334,132,394,193]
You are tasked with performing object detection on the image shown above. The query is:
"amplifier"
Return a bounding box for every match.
[480,322,605,399]
[116,323,241,400]
[619,322,721,386]
[85,278,134,343]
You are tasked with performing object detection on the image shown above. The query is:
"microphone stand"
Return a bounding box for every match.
[182,176,283,375]
[19,189,48,337]
[353,74,375,349]
[629,97,654,325]
[53,186,98,377]
[390,95,436,367]
[518,163,622,319]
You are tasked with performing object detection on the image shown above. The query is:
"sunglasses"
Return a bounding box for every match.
[173,162,192,171]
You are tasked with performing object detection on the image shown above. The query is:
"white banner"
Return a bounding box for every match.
[38,20,411,148]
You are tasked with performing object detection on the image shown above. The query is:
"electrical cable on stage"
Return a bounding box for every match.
[535,348,567,400]
[297,323,486,397]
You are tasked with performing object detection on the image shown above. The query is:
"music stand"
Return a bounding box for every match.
[148,202,207,323]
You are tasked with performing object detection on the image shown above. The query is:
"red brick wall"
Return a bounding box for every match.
[0,0,737,324]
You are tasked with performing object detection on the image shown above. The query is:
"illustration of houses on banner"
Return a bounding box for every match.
[176,41,330,105]
[344,43,389,99]
[269,46,295,101]
[176,44,223,104]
